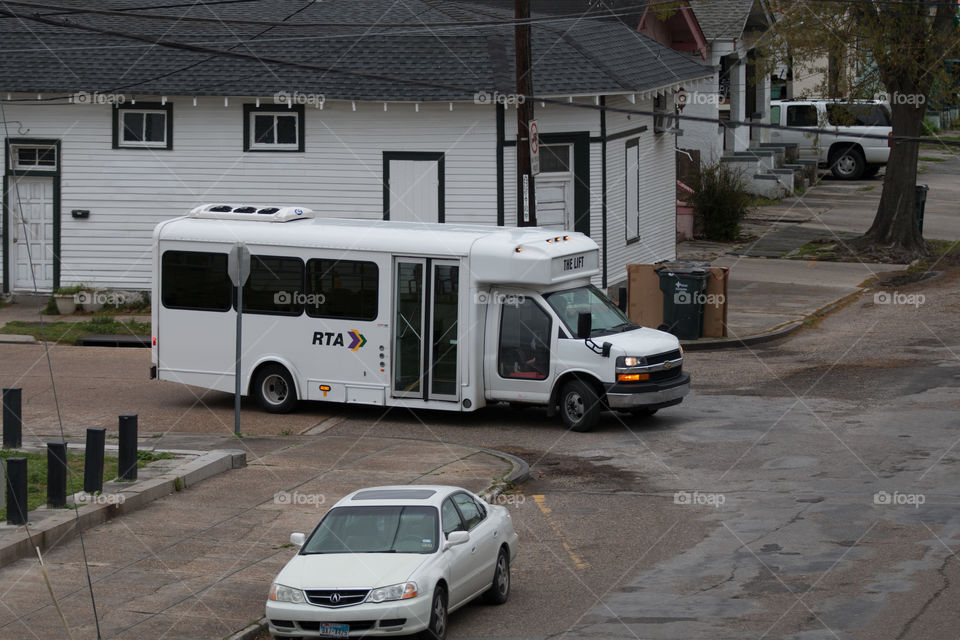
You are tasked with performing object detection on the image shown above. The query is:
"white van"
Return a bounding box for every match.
[769,99,892,179]
[151,205,690,432]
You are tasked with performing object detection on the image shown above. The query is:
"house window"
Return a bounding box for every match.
[625,138,640,241]
[244,104,305,152]
[539,144,571,173]
[113,103,173,150]
[11,145,57,170]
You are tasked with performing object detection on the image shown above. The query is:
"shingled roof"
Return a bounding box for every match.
[0,0,710,100]
[689,0,768,41]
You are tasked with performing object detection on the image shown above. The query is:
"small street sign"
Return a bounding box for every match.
[529,120,540,176]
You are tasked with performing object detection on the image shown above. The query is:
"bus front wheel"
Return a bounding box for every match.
[559,379,600,432]
[252,364,298,413]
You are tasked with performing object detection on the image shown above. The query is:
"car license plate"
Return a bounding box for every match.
[318,622,349,638]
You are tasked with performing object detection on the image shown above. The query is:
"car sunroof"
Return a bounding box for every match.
[352,489,437,500]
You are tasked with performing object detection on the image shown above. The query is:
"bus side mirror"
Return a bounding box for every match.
[602,342,612,357]
[577,313,592,339]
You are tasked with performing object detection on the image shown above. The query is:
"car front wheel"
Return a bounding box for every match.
[484,548,511,604]
[422,586,448,640]
[830,147,866,180]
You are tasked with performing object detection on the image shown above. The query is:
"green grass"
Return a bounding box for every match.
[918,156,947,162]
[749,196,781,207]
[0,449,174,520]
[856,185,876,192]
[0,317,150,344]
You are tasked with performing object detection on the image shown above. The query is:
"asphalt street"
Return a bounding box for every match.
[3,253,959,639]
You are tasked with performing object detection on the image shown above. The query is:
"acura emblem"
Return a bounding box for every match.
[329,592,341,604]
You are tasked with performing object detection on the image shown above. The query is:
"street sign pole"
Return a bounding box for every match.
[227,243,251,436]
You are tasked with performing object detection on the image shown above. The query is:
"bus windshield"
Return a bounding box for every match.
[544,285,633,337]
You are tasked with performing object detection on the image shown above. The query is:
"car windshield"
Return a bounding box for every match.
[301,506,439,554]
[544,285,633,337]
[826,104,891,127]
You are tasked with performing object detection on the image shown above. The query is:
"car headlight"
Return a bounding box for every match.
[617,356,646,367]
[365,582,418,603]
[268,583,307,604]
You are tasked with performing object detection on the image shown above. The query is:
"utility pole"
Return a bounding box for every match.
[515,0,537,226]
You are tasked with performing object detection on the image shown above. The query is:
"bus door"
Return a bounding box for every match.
[392,258,460,402]
[483,292,556,403]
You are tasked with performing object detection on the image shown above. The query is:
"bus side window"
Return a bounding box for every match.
[497,298,551,380]
[161,250,232,311]
[306,259,379,321]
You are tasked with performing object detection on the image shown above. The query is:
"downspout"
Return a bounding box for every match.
[496,103,505,226]
[600,95,608,289]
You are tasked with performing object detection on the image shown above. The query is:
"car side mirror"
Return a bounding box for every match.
[290,532,306,547]
[444,530,470,550]
[576,312,592,339]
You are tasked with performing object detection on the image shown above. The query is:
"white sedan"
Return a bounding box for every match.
[266,485,519,639]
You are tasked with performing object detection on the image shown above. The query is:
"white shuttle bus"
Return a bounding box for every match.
[151,204,690,431]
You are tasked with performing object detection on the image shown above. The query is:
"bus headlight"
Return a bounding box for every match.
[617,356,646,368]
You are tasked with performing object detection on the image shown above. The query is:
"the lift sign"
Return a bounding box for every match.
[312,329,367,351]
[562,255,585,272]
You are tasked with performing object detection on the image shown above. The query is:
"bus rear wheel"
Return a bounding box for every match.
[252,364,297,413]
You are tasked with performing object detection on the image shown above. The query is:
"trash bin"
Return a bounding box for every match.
[915,184,928,235]
[656,266,709,340]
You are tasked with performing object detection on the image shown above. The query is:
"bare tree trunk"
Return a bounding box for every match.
[859,100,927,256]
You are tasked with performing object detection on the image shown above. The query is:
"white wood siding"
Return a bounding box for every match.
[604,95,677,287]
[2,97,499,290]
[2,94,678,293]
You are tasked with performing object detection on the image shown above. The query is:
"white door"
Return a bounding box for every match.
[9,176,55,292]
[534,144,574,231]
[388,159,440,223]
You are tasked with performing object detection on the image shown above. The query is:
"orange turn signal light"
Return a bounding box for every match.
[617,373,650,382]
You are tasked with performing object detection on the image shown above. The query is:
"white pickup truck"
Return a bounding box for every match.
[770,99,892,180]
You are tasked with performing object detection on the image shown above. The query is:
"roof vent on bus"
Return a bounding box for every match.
[187,204,316,222]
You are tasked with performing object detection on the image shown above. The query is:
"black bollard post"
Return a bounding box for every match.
[3,388,22,449]
[84,427,106,493]
[118,414,138,481]
[5,457,27,525]
[47,442,68,508]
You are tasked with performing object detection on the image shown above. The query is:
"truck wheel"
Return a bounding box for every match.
[252,364,297,413]
[560,379,601,432]
[830,147,866,180]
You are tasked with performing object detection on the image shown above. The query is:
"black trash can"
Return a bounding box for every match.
[915,184,928,234]
[656,266,709,340]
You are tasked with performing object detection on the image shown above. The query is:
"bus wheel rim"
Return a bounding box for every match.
[262,374,288,405]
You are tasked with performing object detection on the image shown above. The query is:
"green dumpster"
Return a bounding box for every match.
[656,266,709,340]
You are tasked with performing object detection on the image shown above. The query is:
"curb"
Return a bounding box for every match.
[0,334,37,344]
[0,448,246,570]
[680,320,804,351]
[224,619,266,640]
[477,446,531,491]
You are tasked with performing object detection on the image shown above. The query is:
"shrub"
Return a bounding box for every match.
[921,119,940,136]
[687,163,752,241]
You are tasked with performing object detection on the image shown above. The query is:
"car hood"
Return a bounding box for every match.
[600,327,681,357]
[277,553,429,589]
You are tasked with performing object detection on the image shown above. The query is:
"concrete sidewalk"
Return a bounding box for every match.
[0,432,524,640]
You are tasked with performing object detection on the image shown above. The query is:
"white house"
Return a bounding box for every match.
[0,0,710,296]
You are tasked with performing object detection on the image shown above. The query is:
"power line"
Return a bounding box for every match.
[0,0,656,28]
